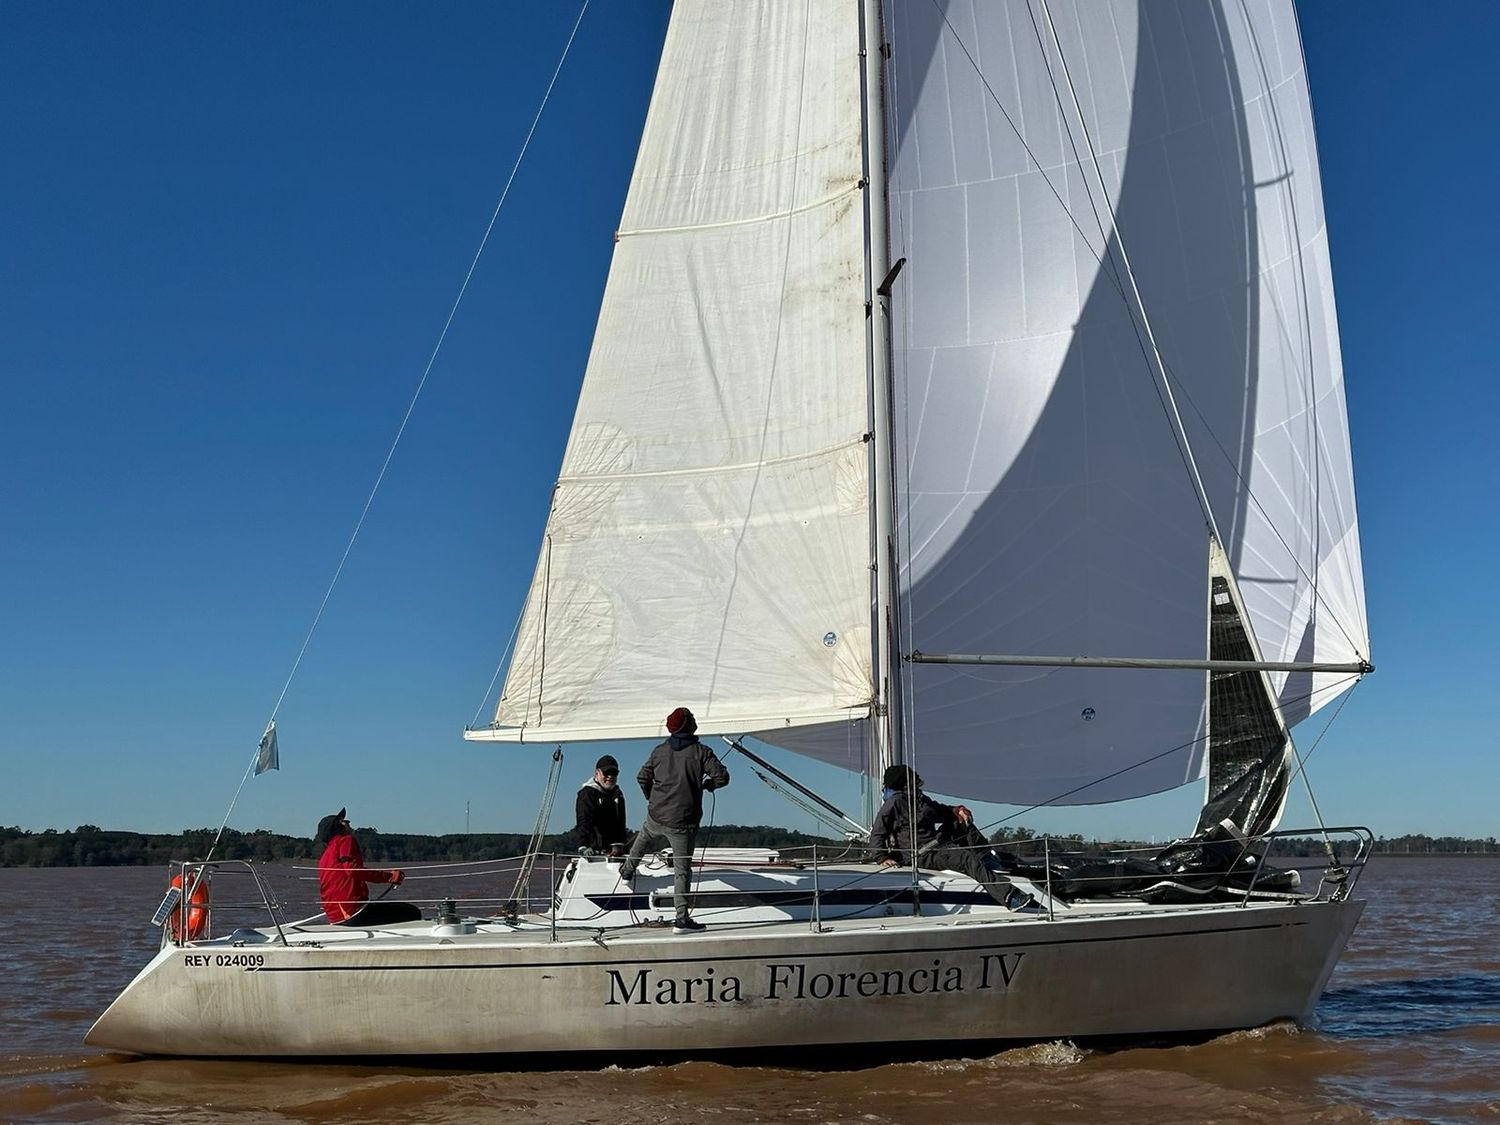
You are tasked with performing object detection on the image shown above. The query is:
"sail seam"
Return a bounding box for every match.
[1235,0,1362,665]
[615,181,861,239]
[555,436,866,485]
[1031,0,1225,550]
[703,0,820,728]
[1033,1,1366,667]
[926,3,1367,668]
[978,669,1357,830]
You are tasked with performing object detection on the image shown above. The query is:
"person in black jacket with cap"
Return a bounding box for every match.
[869,766,1012,907]
[620,707,730,934]
[575,754,628,854]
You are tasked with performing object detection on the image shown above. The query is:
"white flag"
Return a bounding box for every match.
[255,722,280,775]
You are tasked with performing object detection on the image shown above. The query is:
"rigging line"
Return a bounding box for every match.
[1233,0,1326,615]
[1079,1,1359,665]
[1031,0,1224,549]
[1156,357,1367,661]
[864,2,918,870]
[469,607,524,730]
[1282,677,1360,860]
[977,671,1360,834]
[509,746,564,903]
[877,1,922,811]
[979,729,1212,834]
[1017,0,1190,516]
[694,789,718,908]
[861,0,906,804]
[207,2,595,860]
[705,0,816,712]
[753,771,859,838]
[934,1,1367,663]
[1132,309,1366,660]
[1286,5,1368,640]
[269,0,593,734]
[725,738,866,833]
[1236,0,1365,664]
[926,1,1139,347]
[1015,5,1132,316]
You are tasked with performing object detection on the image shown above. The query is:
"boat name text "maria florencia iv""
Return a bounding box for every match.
[604,950,1026,1006]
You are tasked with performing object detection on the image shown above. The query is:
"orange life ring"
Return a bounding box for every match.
[168,873,210,941]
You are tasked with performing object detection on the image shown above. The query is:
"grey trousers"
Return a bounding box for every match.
[624,814,699,921]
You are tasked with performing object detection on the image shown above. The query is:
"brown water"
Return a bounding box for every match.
[1,859,1497,1123]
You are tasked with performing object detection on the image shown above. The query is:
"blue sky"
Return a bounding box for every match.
[2,3,1495,844]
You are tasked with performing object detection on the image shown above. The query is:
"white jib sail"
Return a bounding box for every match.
[477,3,873,744]
[883,0,1368,805]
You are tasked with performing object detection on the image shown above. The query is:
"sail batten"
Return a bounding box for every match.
[616,183,863,240]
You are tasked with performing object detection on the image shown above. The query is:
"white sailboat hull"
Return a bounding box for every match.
[87,897,1361,1057]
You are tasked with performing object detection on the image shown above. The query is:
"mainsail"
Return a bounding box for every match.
[475,5,874,745]
[472,1,1369,828]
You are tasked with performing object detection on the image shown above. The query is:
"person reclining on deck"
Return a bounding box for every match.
[869,767,1013,907]
[316,808,422,925]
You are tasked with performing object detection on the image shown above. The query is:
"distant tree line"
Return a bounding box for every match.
[2,824,1494,867]
[1365,833,1500,855]
[0,823,843,868]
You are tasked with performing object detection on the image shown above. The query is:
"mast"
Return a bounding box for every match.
[860,0,902,782]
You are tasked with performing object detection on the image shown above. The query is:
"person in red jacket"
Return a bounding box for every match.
[316,808,419,925]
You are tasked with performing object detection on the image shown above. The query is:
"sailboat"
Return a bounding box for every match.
[89,0,1373,1058]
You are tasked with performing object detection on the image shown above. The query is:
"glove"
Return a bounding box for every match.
[578,846,595,857]
[702,777,717,792]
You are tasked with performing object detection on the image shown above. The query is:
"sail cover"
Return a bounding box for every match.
[477,4,874,743]
[884,0,1369,805]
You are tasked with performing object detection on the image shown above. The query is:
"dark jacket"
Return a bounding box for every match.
[869,789,966,864]
[636,734,730,829]
[575,778,627,851]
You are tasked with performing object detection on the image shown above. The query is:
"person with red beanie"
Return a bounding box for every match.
[620,707,730,933]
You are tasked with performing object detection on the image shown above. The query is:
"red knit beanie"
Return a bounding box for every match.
[665,707,696,735]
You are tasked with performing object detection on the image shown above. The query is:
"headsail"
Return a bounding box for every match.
[883,0,1368,807]
[471,4,874,744]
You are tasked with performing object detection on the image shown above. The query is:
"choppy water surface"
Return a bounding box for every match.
[1,858,1496,1123]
